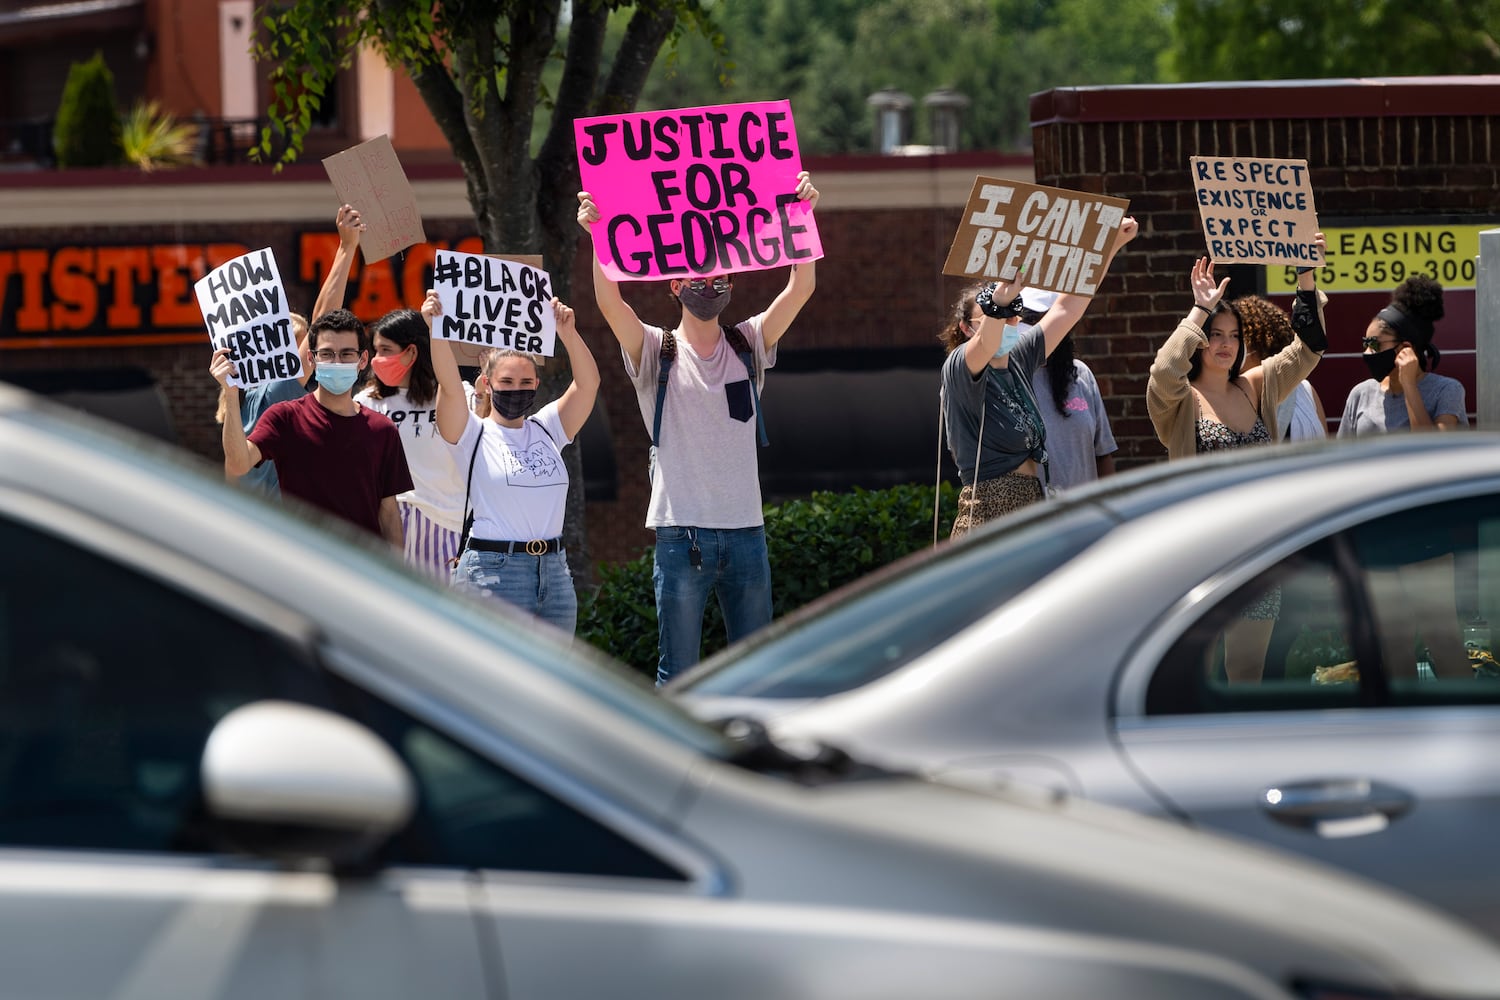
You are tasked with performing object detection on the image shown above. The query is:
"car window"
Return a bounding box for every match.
[681,507,1116,699]
[1147,494,1500,715]
[334,679,686,881]
[0,515,330,853]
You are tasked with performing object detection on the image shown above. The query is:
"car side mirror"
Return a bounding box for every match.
[201,700,415,870]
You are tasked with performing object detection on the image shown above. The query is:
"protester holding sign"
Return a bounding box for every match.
[214,204,366,495]
[212,306,411,546]
[576,171,818,685]
[1146,245,1328,686]
[357,306,476,580]
[941,217,1138,537]
[427,291,600,634]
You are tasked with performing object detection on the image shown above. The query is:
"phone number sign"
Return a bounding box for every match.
[1267,223,1489,293]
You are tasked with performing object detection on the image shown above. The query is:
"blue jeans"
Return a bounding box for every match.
[654,525,772,686]
[453,548,577,635]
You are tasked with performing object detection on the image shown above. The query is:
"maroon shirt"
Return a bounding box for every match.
[250,393,413,537]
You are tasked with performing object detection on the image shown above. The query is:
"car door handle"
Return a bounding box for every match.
[1261,779,1415,839]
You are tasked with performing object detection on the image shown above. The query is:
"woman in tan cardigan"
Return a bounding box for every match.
[1146,244,1328,684]
[1147,245,1327,460]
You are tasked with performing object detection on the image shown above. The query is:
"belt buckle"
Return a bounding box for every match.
[525,539,548,556]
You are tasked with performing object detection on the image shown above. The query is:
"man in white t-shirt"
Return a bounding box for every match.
[577,172,820,685]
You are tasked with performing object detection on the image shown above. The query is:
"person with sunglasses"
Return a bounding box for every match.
[1338,274,1466,437]
[576,171,818,685]
[213,304,412,548]
[941,217,1139,538]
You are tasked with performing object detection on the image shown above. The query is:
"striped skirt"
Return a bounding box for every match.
[401,502,461,581]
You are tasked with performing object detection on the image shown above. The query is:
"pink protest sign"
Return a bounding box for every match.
[575,99,823,281]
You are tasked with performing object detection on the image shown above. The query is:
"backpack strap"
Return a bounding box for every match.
[652,330,677,448]
[722,323,770,447]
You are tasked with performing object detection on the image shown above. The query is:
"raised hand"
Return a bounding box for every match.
[1191,257,1230,310]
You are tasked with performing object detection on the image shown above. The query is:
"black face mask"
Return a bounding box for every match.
[491,388,536,420]
[1362,347,1398,382]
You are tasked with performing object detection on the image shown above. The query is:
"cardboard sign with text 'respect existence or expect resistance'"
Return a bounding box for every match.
[322,134,428,265]
[1190,156,1323,268]
[431,250,557,357]
[943,178,1130,296]
[195,248,302,388]
[575,99,823,281]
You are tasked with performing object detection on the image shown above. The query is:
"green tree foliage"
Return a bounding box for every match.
[53,52,123,168]
[1165,0,1500,81]
[579,483,958,677]
[636,0,1169,153]
[254,0,719,568]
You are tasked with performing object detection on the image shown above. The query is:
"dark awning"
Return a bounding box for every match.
[0,0,144,46]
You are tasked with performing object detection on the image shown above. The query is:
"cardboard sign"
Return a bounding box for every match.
[943,178,1130,295]
[574,99,823,281]
[1191,156,1322,267]
[195,248,301,388]
[321,135,427,265]
[431,249,557,356]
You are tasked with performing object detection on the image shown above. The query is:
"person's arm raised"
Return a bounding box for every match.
[1039,216,1139,358]
[577,191,647,368]
[211,347,262,477]
[311,204,364,322]
[760,171,820,349]
[962,278,1026,376]
[551,299,601,441]
[423,290,470,446]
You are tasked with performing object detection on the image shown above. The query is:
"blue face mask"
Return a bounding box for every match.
[316,361,360,395]
[992,322,1031,359]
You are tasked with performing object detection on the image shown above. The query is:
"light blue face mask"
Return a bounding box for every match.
[992,321,1033,359]
[316,361,360,395]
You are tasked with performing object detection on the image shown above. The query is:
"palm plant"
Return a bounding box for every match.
[120,100,198,171]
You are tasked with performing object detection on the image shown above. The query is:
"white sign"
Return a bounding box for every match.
[430,250,557,356]
[194,248,302,388]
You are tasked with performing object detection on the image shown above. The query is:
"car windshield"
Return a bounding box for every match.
[7,401,735,762]
[678,505,1117,699]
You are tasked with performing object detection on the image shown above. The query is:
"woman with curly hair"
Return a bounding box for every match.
[1235,294,1326,440]
[1339,275,1467,436]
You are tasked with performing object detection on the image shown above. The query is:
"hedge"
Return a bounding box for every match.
[54,52,123,168]
[578,482,958,677]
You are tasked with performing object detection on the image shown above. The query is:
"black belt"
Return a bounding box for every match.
[468,537,563,556]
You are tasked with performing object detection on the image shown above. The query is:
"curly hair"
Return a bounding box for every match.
[1376,275,1445,371]
[1233,295,1294,363]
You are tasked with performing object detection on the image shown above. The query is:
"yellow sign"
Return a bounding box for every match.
[1267,223,1490,293]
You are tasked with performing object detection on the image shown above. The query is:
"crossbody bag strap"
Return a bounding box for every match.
[453,423,485,563]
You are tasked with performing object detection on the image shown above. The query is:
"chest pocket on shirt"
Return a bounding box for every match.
[725,380,754,423]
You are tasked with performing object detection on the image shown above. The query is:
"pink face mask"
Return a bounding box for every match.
[370,350,415,387]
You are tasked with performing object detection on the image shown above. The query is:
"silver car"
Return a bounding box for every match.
[675,432,1500,942]
[5,383,1500,1000]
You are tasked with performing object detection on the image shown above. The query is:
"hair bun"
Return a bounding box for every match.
[1392,274,1444,324]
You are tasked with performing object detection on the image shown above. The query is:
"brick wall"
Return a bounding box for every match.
[1030,78,1500,467]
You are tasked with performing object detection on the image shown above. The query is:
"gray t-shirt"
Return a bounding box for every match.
[941,324,1048,486]
[1337,373,1468,437]
[625,315,775,529]
[1031,359,1116,491]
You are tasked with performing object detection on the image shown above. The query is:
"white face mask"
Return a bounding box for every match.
[992,321,1032,359]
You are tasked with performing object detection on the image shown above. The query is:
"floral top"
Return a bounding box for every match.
[1195,415,1271,453]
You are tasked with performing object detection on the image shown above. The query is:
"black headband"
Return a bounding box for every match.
[1377,305,1431,343]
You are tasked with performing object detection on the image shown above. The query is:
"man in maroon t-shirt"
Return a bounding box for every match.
[212,309,412,546]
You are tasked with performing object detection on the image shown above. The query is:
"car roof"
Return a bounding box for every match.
[676,432,1500,689]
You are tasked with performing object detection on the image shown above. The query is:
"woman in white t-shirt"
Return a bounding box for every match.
[357,308,474,579]
[428,291,600,634]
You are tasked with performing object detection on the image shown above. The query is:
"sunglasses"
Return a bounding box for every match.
[1361,336,1396,352]
[684,276,732,294]
[1018,307,1047,325]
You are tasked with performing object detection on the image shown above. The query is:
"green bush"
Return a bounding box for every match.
[54,52,123,168]
[578,482,959,677]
